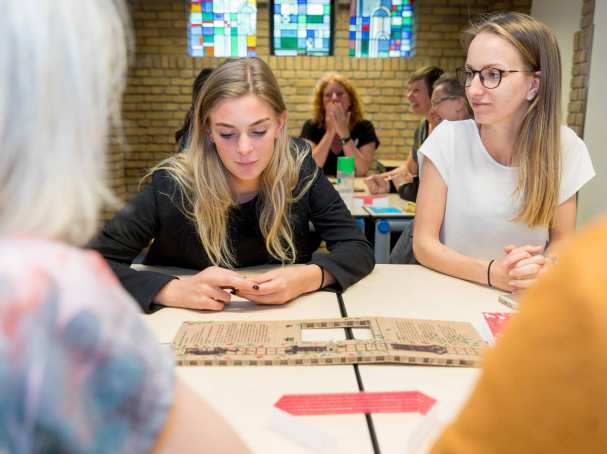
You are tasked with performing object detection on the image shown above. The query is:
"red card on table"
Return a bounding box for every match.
[275,391,436,416]
[353,194,388,207]
[482,312,514,340]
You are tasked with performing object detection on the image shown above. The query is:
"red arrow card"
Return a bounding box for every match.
[275,391,436,416]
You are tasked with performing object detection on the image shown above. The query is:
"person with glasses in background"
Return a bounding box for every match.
[365,66,444,195]
[0,1,248,452]
[430,73,474,126]
[389,73,473,264]
[300,72,380,176]
[413,12,594,293]
[369,73,472,201]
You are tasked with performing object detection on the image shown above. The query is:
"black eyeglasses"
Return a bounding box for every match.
[456,67,535,89]
[431,96,458,107]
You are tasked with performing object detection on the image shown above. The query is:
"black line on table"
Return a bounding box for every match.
[337,292,381,454]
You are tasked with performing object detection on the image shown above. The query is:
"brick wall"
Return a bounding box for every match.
[567,0,595,138]
[111,0,531,202]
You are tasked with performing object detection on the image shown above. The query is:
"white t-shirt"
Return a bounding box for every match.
[418,119,595,260]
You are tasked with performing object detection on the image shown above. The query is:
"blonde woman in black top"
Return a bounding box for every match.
[91,58,374,313]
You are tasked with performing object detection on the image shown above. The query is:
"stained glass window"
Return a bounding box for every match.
[271,0,333,56]
[188,0,257,57]
[349,0,415,58]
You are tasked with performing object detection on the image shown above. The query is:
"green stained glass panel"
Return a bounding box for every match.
[188,0,257,57]
[272,0,332,56]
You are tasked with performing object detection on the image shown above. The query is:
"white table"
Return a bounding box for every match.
[136,264,508,453]
[139,265,375,454]
[340,265,509,454]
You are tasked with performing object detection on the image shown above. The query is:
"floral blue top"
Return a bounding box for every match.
[0,236,174,453]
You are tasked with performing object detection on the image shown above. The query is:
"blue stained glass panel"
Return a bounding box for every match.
[349,0,416,58]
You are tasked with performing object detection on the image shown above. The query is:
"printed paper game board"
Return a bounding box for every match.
[172,317,487,367]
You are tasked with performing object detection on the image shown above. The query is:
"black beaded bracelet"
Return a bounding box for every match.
[487,259,495,288]
[317,265,325,291]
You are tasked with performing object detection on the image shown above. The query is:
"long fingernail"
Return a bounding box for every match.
[253,284,260,290]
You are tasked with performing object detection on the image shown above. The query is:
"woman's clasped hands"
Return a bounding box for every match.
[490,244,551,292]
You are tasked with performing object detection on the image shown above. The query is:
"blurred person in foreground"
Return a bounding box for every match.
[0,1,248,452]
[431,213,607,453]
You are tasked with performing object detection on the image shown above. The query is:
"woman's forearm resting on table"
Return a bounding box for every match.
[413,235,491,287]
[414,234,546,292]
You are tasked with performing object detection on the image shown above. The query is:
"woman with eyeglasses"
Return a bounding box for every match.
[428,73,473,127]
[413,12,594,292]
[389,73,474,264]
[365,66,444,196]
[300,72,379,176]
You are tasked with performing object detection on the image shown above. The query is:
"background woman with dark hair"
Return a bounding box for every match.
[175,67,214,151]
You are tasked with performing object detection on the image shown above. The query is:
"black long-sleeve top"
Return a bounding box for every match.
[89,149,374,313]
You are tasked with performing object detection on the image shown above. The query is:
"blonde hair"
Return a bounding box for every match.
[464,12,562,228]
[0,0,129,245]
[148,58,314,268]
[311,72,364,129]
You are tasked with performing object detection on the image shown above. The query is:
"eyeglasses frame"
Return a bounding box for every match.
[431,95,459,108]
[456,67,536,89]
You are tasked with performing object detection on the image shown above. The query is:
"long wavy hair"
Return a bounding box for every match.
[311,72,364,129]
[464,12,562,228]
[147,58,313,268]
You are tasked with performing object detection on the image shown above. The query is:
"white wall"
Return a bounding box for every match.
[531,0,582,121]
[578,0,607,224]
